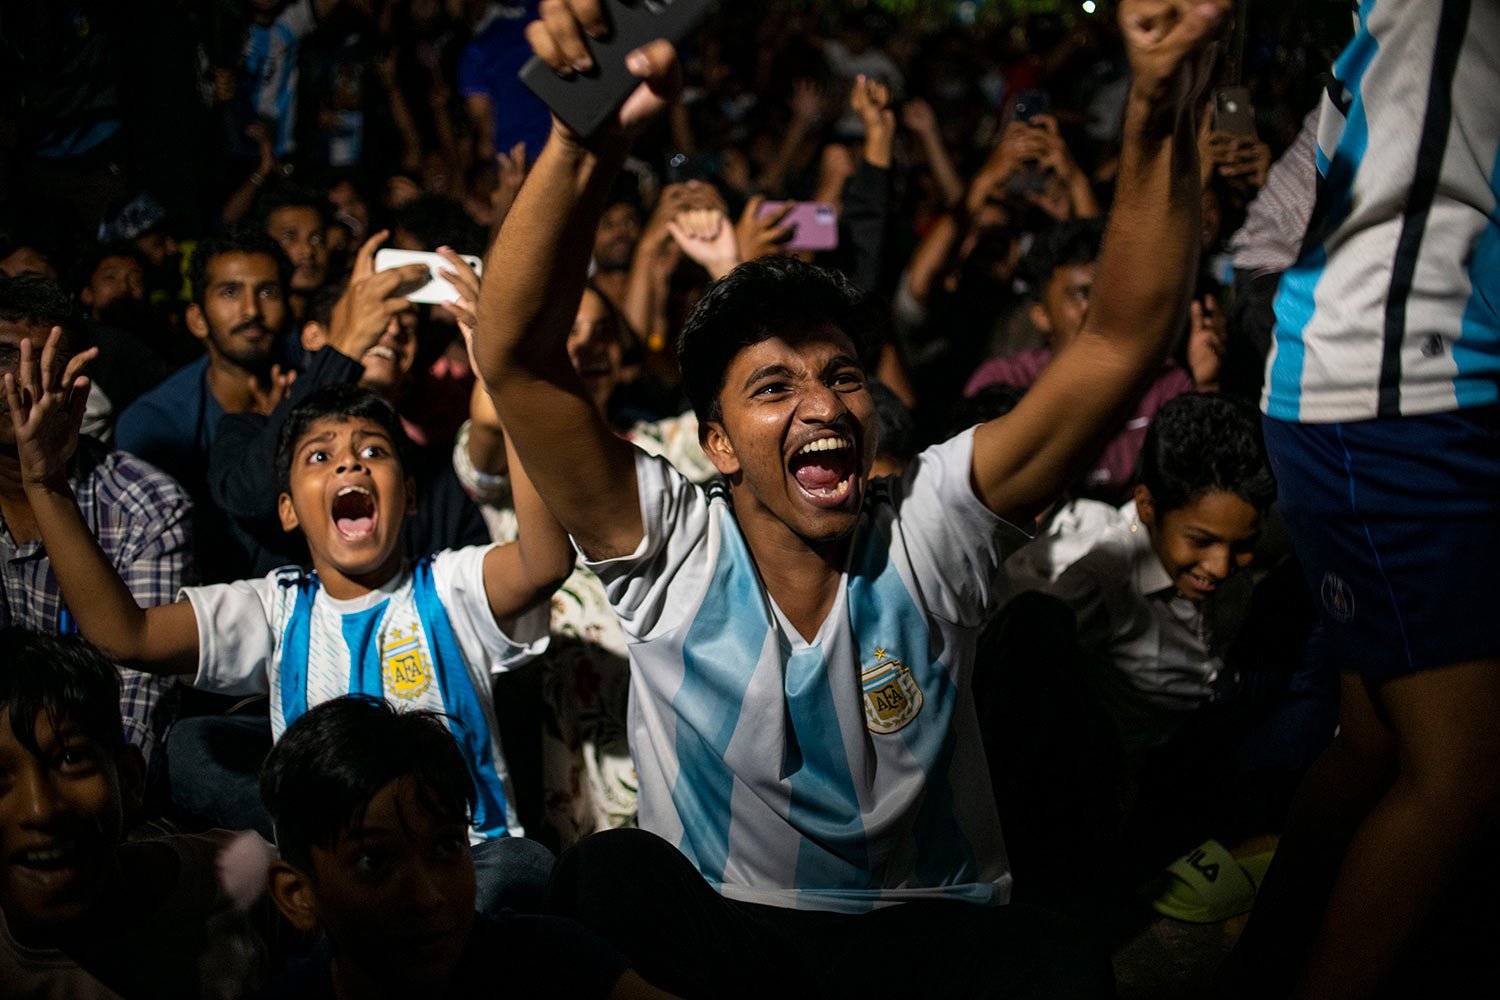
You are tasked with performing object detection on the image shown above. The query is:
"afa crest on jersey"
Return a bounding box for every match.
[382,626,434,700]
[861,647,923,734]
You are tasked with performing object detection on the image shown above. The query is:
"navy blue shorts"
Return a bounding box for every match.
[1263,406,1500,679]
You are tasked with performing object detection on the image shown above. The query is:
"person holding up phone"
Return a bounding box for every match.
[206,231,491,578]
[478,1,1229,996]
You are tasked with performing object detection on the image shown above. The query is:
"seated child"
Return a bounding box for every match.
[1011,393,1274,751]
[257,695,672,999]
[1006,393,1332,845]
[5,334,571,879]
[0,628,267,999]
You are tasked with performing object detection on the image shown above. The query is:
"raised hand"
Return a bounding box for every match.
[966,121,1036,214]
[850,74,895,135]
[525,0,683,147]
[1029,114,1079,179]
[735,196,795,264]
[1216,135,1271,188]
[1119,0,1232,108]
[901,97,938,137]
[1187,294,1228,389]
[327,230,428,360]
[3,328,98,492]
[790,78,824,126]
[437,245,483,343]
[667,207,740,280]
[492,141,529,222]
[249,364,297,417]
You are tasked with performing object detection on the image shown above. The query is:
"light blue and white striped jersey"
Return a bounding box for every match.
[1263,0,1500,423]
[242,0,317,158]
[183,547,548,840]
[586,429,1025,913]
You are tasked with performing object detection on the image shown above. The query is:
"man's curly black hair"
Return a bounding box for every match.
[676,256,880,424]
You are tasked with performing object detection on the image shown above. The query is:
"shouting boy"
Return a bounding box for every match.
[5,337,572,907]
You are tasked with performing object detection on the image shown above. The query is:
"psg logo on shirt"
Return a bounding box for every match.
[1321,572,1356,624]
[861,647,923,735]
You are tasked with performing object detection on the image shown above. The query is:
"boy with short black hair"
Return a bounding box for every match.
[5,340,571,868]
[0,628,261,998]
[257,695,672,999]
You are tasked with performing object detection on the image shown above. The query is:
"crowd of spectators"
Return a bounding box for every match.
[1,1,1492,998]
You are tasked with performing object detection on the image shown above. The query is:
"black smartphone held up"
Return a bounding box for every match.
[1011,89,1051,124]
[1213,86,1257,137]
[519,0,713,140]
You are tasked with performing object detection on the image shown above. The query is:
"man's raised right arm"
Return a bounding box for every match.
[473,2,684,560]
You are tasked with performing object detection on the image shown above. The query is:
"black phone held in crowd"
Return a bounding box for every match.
[1011,89,1051,124]
[1213,86,1257,137]
[519,0,713,140]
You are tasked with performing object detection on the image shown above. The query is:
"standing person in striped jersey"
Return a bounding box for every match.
[475,1,1229,995]
[235,1,347,160]
[1222,2,1500,997]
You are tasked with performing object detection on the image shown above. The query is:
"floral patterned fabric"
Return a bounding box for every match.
[453,413,713,845]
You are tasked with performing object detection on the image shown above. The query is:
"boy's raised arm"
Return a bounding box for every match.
[970,0,1231,522]
[481,424,576,623]
[473,3,682,561]
[5,330,198,672]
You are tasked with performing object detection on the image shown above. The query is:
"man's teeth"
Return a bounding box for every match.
[364,346,397,362]
[806,479,851,500]
[336,486,371,498]
[21,846,72,865]
[796,437,851,456]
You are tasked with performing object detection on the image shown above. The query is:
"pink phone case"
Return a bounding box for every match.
[757,202,839,252]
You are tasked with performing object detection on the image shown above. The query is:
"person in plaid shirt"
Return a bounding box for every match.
[0,276,192,762]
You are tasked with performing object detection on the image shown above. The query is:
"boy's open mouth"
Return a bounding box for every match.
[331,485,378,542]
[10,839,87,892]
[788,435,857,508]
[12,841,81,871]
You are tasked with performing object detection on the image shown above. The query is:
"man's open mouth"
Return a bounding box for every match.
[331,485,378,541]
[363,345,398,363]
[788,435,857,507]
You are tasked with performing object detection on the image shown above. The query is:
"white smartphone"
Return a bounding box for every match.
[373,249,483,305]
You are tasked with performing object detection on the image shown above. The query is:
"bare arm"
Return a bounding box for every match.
[220,123,280,226]
[466,93,498,167]
[479,430,573,620]
[759,79,822,197]
[902,98,964,210]
[473,1,679,559]
[971,0,1230,521]
[6,331,198,670]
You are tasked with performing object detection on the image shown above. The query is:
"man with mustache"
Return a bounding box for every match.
[116,228,295,581]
